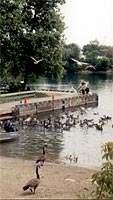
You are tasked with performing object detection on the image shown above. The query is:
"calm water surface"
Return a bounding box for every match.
[0,74,113,169]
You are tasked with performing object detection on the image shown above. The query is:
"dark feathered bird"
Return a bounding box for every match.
[36,144,47,165]
[85,65,96,71]
[23,165,40,194]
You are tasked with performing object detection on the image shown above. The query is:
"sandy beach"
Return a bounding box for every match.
[0,156,96,199]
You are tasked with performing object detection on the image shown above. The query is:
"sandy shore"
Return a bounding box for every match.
[0,156,96,199]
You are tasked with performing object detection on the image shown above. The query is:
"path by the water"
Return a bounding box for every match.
[0,91,77,113]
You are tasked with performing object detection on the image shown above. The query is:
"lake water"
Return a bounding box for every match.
[0,73,113,169]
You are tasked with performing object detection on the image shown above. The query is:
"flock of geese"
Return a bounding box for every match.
[21,107,112,192]
[23,144,47,194]
[65,154,78,164]
[0,105,112,195]
[16,107,112,133]
[21,107,112,195]
[17,106,113,196]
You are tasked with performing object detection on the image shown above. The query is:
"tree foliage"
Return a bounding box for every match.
[82,40,100,66]
[96,56,110,71]
[1,0,66,91]
[82,40,113,71]
[62,43,81,72]
[63,40,113,73]
[92,142,113,199]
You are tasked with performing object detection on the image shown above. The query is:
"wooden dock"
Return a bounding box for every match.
[0,91,98,120]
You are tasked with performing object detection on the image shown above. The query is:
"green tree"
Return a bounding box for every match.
[96,57,110,71]
[1,0,66,91]
[105,46,113,66]
[1,0,23,78]
[92,142,113,199]
[82,39,100,66]
[83,40,113,71]
[63,43,81,72]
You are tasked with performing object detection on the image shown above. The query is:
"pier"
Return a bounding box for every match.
[0,90,98,120]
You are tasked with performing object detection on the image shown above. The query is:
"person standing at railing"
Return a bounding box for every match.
[77,81,89,95]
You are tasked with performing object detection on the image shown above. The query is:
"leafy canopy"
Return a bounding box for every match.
[1,0,66,91]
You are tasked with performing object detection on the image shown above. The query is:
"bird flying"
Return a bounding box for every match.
[85,65,96,70]
[71,58,88,66]
[30,56,44,64]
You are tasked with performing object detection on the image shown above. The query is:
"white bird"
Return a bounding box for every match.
[71,58,88,66]
[30,56,44,64]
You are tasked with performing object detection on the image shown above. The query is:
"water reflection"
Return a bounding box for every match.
[0,74,113,169]
[0,125,65,163]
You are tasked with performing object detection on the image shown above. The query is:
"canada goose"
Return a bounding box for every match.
[103,115,112,120]
[73,156,78,163]
[69,155,73,164]
[36,144,47,165]
[30,56,44,64]
[23,165,40,194]
[85,121,94,128]
[95,123,103,131]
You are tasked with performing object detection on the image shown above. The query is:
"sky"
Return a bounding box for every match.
[60,0,113,47]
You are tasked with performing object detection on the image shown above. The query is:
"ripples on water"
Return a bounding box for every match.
[0,74,113,169]
[0,107,113,169]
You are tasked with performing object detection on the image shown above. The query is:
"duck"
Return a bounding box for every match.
[36,144,47,165]
[23,165,40,194]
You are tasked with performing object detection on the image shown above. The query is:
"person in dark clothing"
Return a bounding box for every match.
[4,120,14,132]
[77,81,89,95]
[85,87,89,94]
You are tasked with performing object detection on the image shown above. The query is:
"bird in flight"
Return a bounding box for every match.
[85,65,96,70]
[71,58,88,66]
[30,56,44,64]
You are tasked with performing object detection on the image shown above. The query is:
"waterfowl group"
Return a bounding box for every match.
[23,144,48,195]
[5,109,111,196]
[13,108,112,134]
[66,154,78,164]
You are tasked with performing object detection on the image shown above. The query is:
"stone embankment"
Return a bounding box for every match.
[0,90,98,120]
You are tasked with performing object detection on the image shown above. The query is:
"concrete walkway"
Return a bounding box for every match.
[0,91,77,113]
